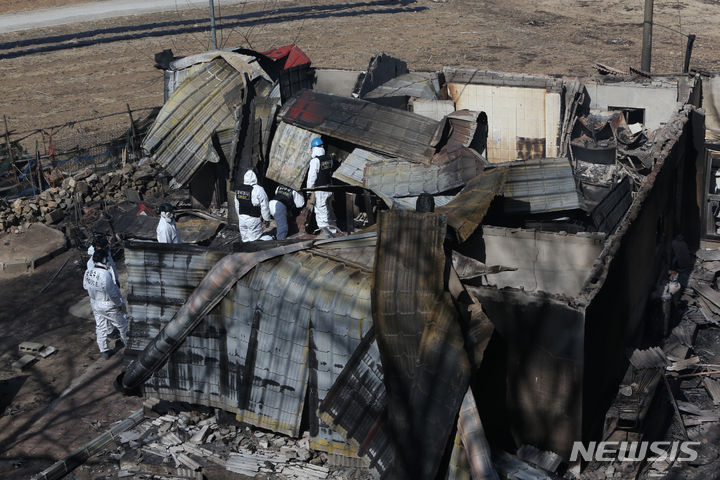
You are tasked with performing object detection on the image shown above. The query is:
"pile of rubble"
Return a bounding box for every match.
[0,161,165,234]
[577,245,720,480]
[105,399,372,480]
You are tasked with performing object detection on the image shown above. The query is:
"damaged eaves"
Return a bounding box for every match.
[143,58,246,186]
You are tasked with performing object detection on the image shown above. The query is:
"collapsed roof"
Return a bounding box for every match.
[126,46,705,478]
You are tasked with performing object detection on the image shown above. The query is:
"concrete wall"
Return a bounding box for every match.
[584,80,678,131]
[581,108,700,445]
[480,226,605,297]
[313,69,361,97]
[447,84,561,162]
[469,288,584,459]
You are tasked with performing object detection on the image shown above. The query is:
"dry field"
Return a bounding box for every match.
[0,0,719,146]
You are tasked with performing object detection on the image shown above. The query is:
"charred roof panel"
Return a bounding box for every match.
[143,58,246,185]
[436,167,509,242]
[364,73,437,100]
[503,157,586,215]
[355,53,409,99]
[279,90,440,164]
[372,210,469,480]
[267,122,315,190]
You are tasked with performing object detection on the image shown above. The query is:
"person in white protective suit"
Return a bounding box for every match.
[86,235,119,287]
[306,138,338,230]
[269,185,305,240]
[234,169,272,242]
[156,202,182,244]
[83,249,129,359]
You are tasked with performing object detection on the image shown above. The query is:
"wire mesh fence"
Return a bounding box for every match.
[1,107,160,198]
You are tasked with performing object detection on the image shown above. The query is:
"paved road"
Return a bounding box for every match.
[0,0,255,34]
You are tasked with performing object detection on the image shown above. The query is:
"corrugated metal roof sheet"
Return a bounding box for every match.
[279,90,441,164]
[446,110,480,148]
[127,244,373,445]
[332,149,384,187]
[318,327,392,480]
[364,73,437,100]
[253,96,280,162]
[436,167,509,242]
[169,50,271,83]
[266,122,315,190]
[363,145,486,198]
[372,210,470,480]
[223,251,373,437]
[142,58,247,185]
[124,243,231,406]
[503,157,586,215]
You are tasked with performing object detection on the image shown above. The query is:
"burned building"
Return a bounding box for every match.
[117,47,709,478]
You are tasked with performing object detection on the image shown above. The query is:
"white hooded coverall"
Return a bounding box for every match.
[157,213,182,243]
[269,186,305,240]
[86,245,119,287]
[307,146,337,229]
[83,262,129,354]
[235,170,271,242]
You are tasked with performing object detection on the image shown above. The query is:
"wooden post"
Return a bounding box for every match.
[346,192,356,234]
[363,190,375,225]
[126,104,137,158]
[3,115,18,184]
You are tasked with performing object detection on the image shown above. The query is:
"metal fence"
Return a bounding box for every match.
[1,106,160,198]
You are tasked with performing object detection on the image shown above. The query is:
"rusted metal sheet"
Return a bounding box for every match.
[278,90,441,164]
[372,210,471,480]
[436,167,509,242]
[142,58,247,185]
[503,157,586,215]
[267,122,315,190]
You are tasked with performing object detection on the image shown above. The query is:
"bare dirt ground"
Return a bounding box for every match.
[1,0,720,146]
[0,0,720,478]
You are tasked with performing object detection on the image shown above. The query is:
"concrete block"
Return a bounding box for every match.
[5,260,29,274]
[31,253,52,270]
[45,210,64,224]
[12,354,38,373]
[19,342,44,353]
[39,346,58,358]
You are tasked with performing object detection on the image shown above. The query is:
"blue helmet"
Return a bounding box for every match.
[311,138,323,148]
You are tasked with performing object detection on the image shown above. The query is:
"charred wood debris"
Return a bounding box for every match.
[4,44,720,480]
